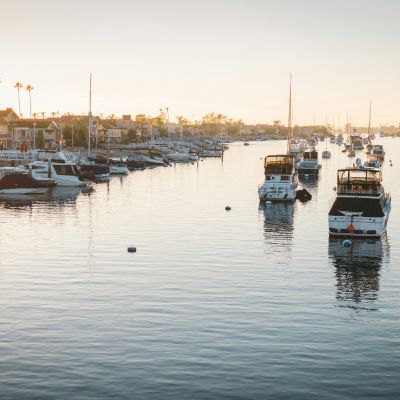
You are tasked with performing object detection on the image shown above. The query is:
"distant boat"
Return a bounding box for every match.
[297,149,321,176]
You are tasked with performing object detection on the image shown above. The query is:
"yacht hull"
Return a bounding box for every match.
[258,184,297,202]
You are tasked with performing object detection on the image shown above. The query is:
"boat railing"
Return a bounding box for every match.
[337,182,382,196]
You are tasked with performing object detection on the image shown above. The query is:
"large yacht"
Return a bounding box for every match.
[328,167,391,238]
[297,149,321,176]
[258,155,298,202]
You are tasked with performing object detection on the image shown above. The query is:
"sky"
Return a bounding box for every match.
[0,0,399,126]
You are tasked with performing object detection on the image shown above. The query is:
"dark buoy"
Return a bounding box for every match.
[343,239,352,248]
[127,245,137,253]
[225,206,231,211]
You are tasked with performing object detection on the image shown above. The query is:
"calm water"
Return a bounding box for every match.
[0,139,399,399]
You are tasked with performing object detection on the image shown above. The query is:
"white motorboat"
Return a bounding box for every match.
[297,149,321,176]
[258,155,298,202]
[329,167,391,238]
[109,159,129,175]
[198,150,221,158]
[29,160,86,187]
[0,167,52,195]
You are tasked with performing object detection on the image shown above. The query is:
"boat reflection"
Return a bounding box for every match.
[0,186,88,208]
[328,237,390,310]
[261,202,294,250]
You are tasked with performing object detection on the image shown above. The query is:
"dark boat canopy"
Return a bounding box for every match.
[329,197,384,218]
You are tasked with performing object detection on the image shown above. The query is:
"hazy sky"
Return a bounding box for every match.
[0,0,399,125]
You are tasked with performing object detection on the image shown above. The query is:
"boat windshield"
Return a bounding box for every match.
[337,169,382,195]
[303,151,318,160]
[264,155,294,175]
[54,164,79,176]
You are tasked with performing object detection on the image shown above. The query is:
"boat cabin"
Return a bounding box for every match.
[337,168,382,196]
[302,150,318,160]
[264,155,295,180]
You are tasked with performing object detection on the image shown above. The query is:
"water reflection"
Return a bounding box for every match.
[261,202,294,249]
[0,186,85,208]
[328,237,390,310]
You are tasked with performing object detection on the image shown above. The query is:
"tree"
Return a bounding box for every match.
[25,84,34,117]
[14,82,23,116]
[176,115,189,126]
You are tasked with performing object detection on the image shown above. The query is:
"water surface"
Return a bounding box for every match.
[0,139,399,399]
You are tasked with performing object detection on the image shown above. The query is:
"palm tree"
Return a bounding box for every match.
[25,85,34,117]
[14,82,23,116]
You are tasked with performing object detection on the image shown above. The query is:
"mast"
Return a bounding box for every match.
[287,73,292,153]
[367,100,372,135]
[88,73,92,158]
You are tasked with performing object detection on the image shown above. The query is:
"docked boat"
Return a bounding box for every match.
[258,155,298,202]
[365,143,373,154]
[369,145,385,161]
[328,167,391,238]
[29,160,86,187]
[127,153,166,169]
[79,163,110,182]
[350,135,364,150]
[297,149,321,176]
[109,159,129,175]
[0,167,52,195]
[198,149,222,158]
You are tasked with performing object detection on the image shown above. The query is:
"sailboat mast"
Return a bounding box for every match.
[287,73,292,153]
[367,100,371,135]
[88,73,92,158]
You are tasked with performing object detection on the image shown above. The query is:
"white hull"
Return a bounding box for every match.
[110,165,129,175]
[329,211,390,238]
[258,182,297,202]
[0,187,49,195]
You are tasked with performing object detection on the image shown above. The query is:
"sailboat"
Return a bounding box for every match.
[78,74,111,182]
[258,74,298,202]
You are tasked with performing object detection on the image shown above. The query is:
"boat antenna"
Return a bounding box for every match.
[88,73,92,158]
[287,73,292,153]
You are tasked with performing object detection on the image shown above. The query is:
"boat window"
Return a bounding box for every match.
[54,164,77,176]
[337,169,381,195]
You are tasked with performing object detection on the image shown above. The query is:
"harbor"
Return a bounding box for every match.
[0,137,399,398]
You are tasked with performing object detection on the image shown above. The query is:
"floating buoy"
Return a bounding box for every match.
[390,163,393,167]
[333,186,337,191]
[127,245,137,253]
[343,239,352,248]
[225,206,231,211]
[296,189,312,202]
[347,223,355,234]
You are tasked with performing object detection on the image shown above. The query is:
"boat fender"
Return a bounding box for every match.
[127,245,137,253]
[225,206,231,211]
[347,224,355,234]
[343,240,352,248]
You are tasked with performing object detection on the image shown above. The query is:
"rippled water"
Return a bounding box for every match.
[0,139,399,399]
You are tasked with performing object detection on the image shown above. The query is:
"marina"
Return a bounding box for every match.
[0,138,399,398]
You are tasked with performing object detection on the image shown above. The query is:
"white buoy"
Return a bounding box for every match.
[127,245,137,253]
[343,239,352,248]
[266,201,272,206]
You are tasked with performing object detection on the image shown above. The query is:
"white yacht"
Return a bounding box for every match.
[329,167,391,238]
[258,155,298,202]
[29,160,86,187]
[109,159,129,175]
[297,149,321,176]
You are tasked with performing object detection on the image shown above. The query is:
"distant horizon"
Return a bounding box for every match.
[1,1,399,126]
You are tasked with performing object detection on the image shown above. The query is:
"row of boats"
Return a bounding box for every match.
[258,139,391,239]
[0,141,227,195]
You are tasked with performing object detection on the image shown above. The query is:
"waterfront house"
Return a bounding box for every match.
[0,108,20,149]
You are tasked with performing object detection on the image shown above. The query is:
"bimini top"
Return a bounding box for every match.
[264,155,295,175]
[337,167,382,196]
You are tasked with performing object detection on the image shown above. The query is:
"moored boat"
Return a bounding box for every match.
[297,149,321,176]
[328,167,391,238]
[258,155,298,202]
[0,167,52,195]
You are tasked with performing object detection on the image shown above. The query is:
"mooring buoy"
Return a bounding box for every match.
[225,206,231,211]
[343,239,352,248]
[127,245,137,253]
